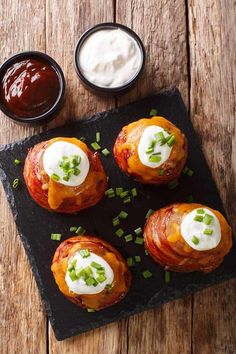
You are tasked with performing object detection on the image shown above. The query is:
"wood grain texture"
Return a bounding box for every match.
[0,1,47,354]
[188,1,236,353]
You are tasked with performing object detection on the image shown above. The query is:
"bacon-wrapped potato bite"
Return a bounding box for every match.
[51,236,131,310]
[23,137,107,213]
[113,117,187,184]
[144,203,232,273]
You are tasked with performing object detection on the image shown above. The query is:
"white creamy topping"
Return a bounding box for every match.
[138,125,173,168]
[180,208,221,251]
[65,252,114,295]
[43,141,89,187]
[78,29,142,88]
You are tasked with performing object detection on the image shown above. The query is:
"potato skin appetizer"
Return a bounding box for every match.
[144,203,232,273]
[113,116,187,184]
[23,137,107,213]
[51,236,131,310]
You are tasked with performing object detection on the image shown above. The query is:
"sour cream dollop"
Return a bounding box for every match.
[138,125,173,168]
[65,252,114,295]
[43,141,90,187]
[78,29,142,88]
[181,208,221,251]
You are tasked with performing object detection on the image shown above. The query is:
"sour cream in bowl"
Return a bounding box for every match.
[74,23,145,94]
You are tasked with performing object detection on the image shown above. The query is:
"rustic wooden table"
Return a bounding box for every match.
[1,1,235,353]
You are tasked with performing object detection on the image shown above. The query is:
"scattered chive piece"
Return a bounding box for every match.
[187,169,194,177]
[70,226,78,232]
[155,131,165,142]
[149,108,158,116]
[126,257,135,267]
[183,166,189,174]
[204,228,213,235]
[124,234,133,242]
[149,154,162,163]
[119,211,128,219]
[79,137,86,142]
[69,269,77,281]
[14,159,21,165]
[91,142,101,151]
[87,308,95,312]
[197,209,204,214]
[191,235,200,245]
[168,179,179,190]
[12,178,19,188]
[134,227,142,235]
[86,277,96,286]
[158,168,164,176]
[131,187,137,197]
[105,188,115,196]
[120,191,129,198]
[51,173,60,181]
[80,249,90,258]
[123,197,131,204]
[101,148,110,156]
[167,134,176,147]
[145,250,149,255]
[115,228,124,237]
[96,269,105,275]
[194,215,203,222]
[76,226,86,235]
[145,209,154,219]
[135,237,144,245]
[134,256,141,263]
[142,270,152,279]
[96,274,107,283]
[112,217,120,227]
[186,194,194,203]
[165,271,171,284]
[105,284,112,291]
[203,214,213,225]
[146,140,156,154]
[96,132,101,143]
[51,233,62,241]
[116,187,123,196]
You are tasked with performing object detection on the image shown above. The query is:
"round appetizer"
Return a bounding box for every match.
[144,203,232,273]
[51,236,131,310]
[23,137,107,213]
[113,116,188,184]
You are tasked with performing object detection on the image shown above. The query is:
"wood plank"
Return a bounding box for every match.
[116,1,192,354]
[188,0,236,353]
[0,1,47,353]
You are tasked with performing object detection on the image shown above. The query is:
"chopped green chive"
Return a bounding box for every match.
[123,197,131,204]
[126,257,135,267]
[51,173,60,181]
[14,159,21,165]
[134,256,141,263]
[105,284,112,291]
[146,140,156,154]
[191,235,200,245]
[105,188,115,197]
[96,274,107,283]
[91,261,103,270]
[194,215,203,222]
[135,237,144,245]
[119,211,128,219]
[86,277,97,286]
[96,132,101,143]
[51,233,62,241]
[158,168,164,176]
[120,191,129,198]
[183,166,189,174]
[165,271,171,284]
[79,137,86,142]
[149,153,162,163]
[197,209,204,214]
[145,209,154,219]
[187,169,194,176]
[91,142,101,151]
[131,187,137,197]
[124,234,133,242]
[116,187,123,196]
[142,270,152,279]
[203,214,214,225]
[80,249,90,258]
[12,178,19,188]
[204,228,213,235]
[155,131,165,142]
[70,226,78,232]
[96,268,105,275]
[76,226,86,235]
[149,108,158,116]
[134,227,142,235]
[145,250,149,255]
[167,134,176,147]
[115,228,124,237]
[168,179,179,190]
[69,269,77,281]
[101,148,110,156]
[87,308,95,312]
[112,217,120,227]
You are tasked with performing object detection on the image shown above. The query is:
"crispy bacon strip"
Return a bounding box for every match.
[113,117,188,184]
[144,203,232,273]
[23,137,107,213]
[51,236,131,310]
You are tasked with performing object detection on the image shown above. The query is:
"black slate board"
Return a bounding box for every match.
[0,89,235,341]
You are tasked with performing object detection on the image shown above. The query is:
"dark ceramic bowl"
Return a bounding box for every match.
[0,51,66,124]
[74,23,146,95]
